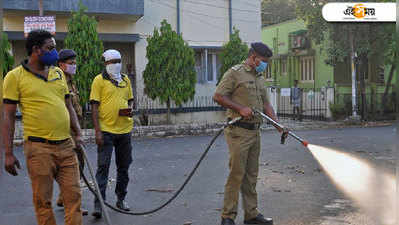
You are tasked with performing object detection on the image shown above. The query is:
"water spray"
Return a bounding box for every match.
[253,109,309,147]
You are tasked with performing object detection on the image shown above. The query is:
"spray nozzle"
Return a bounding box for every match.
[280,131,289,144]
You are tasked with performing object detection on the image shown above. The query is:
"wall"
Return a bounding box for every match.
[147,111,226,125]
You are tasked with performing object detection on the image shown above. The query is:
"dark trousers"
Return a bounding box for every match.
[95,132,132,205]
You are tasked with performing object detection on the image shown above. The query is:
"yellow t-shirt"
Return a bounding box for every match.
[89,73,134,134]
[3,61,71,141]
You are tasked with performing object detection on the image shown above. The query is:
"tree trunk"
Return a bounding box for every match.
[166,98,171,125]
[382,63,396,112]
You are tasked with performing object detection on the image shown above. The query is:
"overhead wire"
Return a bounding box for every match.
[149,0,259,23]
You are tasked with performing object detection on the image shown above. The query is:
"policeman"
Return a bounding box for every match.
[213,42,283,225]
[56,49,88,216]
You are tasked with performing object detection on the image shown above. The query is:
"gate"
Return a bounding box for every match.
[267,87,329,121]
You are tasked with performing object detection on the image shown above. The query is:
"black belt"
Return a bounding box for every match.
[228,118,260,130]
[28,136,69,145]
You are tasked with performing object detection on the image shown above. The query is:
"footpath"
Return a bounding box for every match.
[13,119,394,145]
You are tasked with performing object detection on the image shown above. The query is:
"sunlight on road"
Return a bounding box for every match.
[308,144,396,225]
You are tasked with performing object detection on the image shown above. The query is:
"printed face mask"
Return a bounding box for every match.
[256,61,268,73]
[65,64,77,75]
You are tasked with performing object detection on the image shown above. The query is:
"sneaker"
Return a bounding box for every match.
[92,203,102,218]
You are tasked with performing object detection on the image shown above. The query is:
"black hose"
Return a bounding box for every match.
[81,128,225,215]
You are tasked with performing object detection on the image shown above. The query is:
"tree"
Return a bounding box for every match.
[0,32,14,76]
[143,20,196,124]
[218,28,248,84]
[262,0,297,26]
[64,2,104,110]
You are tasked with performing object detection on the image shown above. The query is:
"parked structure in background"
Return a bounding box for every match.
[3,0,262,125]
[263,19,396,121]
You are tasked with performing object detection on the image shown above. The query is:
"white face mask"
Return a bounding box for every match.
[106,63,122,77]
[65,64,77,75]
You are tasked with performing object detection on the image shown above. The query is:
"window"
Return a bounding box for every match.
[281,59,287,75]
[195,49,221,83]
[378,66,385,83]
[300,56,314,81]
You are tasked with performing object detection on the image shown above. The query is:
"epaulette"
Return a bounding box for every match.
[231,64,242,71]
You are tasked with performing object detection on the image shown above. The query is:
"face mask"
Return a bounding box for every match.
[106,63,122,76]
[40,49,59,66]
[256,61,268,73]
[65,64,77,75]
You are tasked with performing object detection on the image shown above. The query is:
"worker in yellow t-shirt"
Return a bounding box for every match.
[89,49,134,218]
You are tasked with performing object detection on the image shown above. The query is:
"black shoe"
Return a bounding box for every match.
[244,214,273,225]
[116,200,130,211]
[92,203,102,219]
[81,208,88,216]
[221,218,235,225]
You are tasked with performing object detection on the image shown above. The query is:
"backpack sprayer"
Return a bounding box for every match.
[79,112,308,225]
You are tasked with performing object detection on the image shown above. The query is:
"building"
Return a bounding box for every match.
[262,19,396,120]
[262,19,333,90]
[3,0,262,124]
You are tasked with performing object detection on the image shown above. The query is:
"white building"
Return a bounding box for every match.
[4,0,262,124]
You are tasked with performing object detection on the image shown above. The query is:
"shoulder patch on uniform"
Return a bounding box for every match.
[231,64,242,71]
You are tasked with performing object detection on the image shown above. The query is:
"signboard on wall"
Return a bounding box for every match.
[24,16,56,37]
[281,88,291,97]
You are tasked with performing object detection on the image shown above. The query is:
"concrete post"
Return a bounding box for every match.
[267,87,278,113]
[326,87,335,119]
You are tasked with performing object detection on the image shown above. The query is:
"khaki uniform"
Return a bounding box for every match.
[67,78,83,125]
[215,63,268,221]
[65,77,84,172]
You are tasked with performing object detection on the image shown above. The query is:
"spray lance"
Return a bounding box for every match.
[253,109,309,147]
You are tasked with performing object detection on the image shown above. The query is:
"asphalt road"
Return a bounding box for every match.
[0,126,396,225]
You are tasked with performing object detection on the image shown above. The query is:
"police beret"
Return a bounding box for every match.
[58,49,77,62]
[251,42,273,58]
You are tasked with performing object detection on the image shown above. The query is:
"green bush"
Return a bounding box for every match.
[329,102,346,120]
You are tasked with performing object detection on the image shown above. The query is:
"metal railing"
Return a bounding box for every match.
[335,92,396,120]
[275,88,328,121]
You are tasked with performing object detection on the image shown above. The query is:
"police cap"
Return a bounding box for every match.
[58,49,77,62]
[251,42,273,58]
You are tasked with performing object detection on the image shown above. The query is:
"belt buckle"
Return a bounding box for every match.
[254,123,260,130]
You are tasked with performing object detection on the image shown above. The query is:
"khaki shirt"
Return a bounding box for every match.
[215,63,268,123]
[66,77,83,137]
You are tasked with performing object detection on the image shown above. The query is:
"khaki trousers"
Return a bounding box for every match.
[24,139,82,225]
[222,126,260,221]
